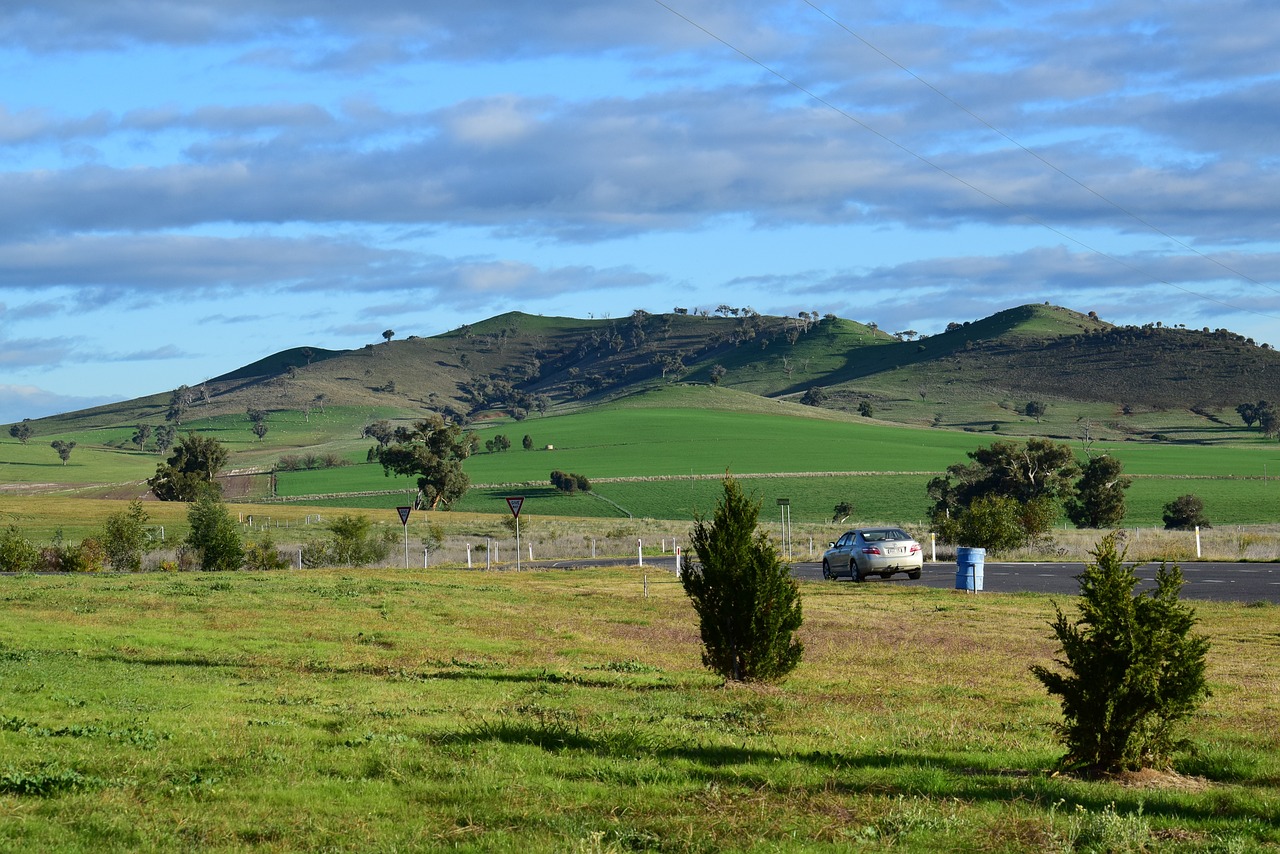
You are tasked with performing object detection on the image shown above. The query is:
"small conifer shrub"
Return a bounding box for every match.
[681,476,802,682]
[1031,534,1210,774]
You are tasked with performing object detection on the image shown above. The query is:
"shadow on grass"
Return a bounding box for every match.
[433,719,1280,829]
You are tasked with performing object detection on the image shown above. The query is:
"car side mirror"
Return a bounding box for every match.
[828,542,836,548]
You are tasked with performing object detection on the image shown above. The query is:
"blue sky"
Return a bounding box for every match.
[4,1,1280,423]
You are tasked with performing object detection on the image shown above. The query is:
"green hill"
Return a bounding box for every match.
[4,303,1279,512]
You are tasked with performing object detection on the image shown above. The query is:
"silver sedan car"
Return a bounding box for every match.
[822,528,923,582]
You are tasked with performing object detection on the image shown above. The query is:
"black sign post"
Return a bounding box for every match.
[396,506,412,568]
[506,497,524,571]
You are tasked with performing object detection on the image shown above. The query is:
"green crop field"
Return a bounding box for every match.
[0,568,1275,852]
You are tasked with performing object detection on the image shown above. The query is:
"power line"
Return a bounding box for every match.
[650,0,1280,320]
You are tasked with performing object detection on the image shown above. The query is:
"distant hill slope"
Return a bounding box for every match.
[13,304,1280,439]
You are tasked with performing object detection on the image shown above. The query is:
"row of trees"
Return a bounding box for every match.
[928,438,1215,550]
[927,439,1130,551]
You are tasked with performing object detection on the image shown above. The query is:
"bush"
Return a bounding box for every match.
[101,500,152,571]
[0,526,39,573]
[938,494,1054,552]
[51,538,107,573]
[185,493,245,571]
[325,515,395,567]
[1163,494,1210,530]
[681,476,803,682]
[244,535,292,571]
[1031,534,1210,773]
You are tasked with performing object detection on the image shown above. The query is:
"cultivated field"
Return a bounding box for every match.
[1,568,1277,852]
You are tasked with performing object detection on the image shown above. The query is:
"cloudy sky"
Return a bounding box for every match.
[4,1,1280,422]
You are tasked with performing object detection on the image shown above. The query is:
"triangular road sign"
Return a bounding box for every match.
[506,496,524,518]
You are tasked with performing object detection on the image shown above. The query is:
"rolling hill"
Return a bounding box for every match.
[13,303,1279,441]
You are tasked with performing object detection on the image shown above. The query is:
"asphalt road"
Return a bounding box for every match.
[543,556,1280,603]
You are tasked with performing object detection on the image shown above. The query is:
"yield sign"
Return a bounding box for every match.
[396,506,412,525]
[505,496,524,518]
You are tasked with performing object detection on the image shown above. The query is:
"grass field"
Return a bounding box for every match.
[0,568,1276,852]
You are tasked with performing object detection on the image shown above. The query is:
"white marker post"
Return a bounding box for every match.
[396,506,412,568]
[506,496,524,571]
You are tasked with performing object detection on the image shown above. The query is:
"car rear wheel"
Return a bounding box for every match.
[907,569,921,580]
[849,560,864,583]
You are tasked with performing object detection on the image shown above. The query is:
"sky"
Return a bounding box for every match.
[4,0,1280,423]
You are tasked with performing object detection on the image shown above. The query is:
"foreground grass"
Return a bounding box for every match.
[1,569,1277,852]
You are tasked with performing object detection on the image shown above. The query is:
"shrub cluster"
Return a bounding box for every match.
[277,453,349,471]
[550,470,591,494]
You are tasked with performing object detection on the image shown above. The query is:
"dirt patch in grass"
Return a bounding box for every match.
[1108,768,1212,791]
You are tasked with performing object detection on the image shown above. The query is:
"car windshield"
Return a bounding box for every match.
[863,529,910,542]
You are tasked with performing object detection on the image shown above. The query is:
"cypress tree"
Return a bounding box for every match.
[681,476,803,682]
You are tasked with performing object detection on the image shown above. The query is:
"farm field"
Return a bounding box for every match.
[0,568,1276,852]
[5,387,1278,531]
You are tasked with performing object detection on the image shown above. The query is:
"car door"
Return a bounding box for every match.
[833,531,855,575]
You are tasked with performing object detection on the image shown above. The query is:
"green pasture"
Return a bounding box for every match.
[0,568,1276,852]
[281,470,1278,528]
[6,391,1279,529]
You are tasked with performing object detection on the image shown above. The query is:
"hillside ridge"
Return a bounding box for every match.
[10,303,1279,435]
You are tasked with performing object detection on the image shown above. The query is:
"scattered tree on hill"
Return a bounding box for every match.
[1236,400,1276,436]
[154,425,176,455]
[382,329,395,345]
[485,434,511,453]
[709,364,727,386]
[1024,400,1047,422]
[50,440,76,465]
[166,385,194,425]
[252,422,269,442]
[1031,534,1210,774]
[681,476,803,683]
[102,500,153,571]
[1065,455,1132,529]
[522,434,533,450]
[8,421,32,444]
[800,386,826,406]
[247,408,267,425]
[832,500,853,523]
[131,424,152,452]
[858,401,874,418]
[1163,494,1210,530]
[928,438,1079,549]
[362,420,395,447]
[148,433,229,501]
[374,416,473,510]
[185,493,244,571]
[1260,402,1279,438]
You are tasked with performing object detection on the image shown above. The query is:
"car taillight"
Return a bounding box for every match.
[861,547,881,555]
[910,544,921,553]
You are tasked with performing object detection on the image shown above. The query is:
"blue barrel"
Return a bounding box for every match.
[955,547,985,591]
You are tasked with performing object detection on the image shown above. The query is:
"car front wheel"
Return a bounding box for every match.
[821,560,832,580]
